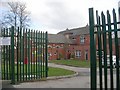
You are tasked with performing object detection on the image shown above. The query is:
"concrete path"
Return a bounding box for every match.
[12,63,91,88]
[48,63,90,75]
[3,63,117,88]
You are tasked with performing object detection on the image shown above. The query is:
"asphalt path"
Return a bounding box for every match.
[12,63,91,88]
[3,63,118,88]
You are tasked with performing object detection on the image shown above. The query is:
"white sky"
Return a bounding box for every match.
[0,0,119,34]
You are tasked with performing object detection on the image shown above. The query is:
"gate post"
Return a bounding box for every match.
[0,27,2,89]
[11,26,15,84]
[89,8,97,89]
[45,32,48,77]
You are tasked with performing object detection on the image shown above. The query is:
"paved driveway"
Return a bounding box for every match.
[12,75,90,88]
[6,63,117,88]
[12,63,90,88]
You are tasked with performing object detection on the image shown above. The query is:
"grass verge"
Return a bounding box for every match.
[2,63,75,79]
[48,67,75,77]
[49,59,91,68]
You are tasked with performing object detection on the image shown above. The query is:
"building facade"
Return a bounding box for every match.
[48,25,91,60]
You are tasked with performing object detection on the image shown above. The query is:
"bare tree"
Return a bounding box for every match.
[1,1,30,29]
[17,2,30,29]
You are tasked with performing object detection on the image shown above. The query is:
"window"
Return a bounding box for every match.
[48,45,52,48]
[56,45,60,48]
[54,53,57,55]
[80,35,85,44]
[75,50,81,58]
[72,37,76,40]
[48,53,52,57]
[96,50,104,56]
[68,50,70,52]
[85,50,88,60]
[60,45,63,48]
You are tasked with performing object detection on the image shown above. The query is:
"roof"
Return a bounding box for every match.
[57,25,89,35]
[48,25,89,44]
[48,34,73,44]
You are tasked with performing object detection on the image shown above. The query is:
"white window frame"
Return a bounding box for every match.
[75,50,81,58]
[56,45,60,48]
[96,50,104,56]
[80,35,85,44]
[48,53,52,57]
[48,45,52,48]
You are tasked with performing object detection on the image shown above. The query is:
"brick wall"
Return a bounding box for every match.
[48,34,91,60]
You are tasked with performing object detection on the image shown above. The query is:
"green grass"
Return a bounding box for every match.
[49,59,91,68]
[1,63,75,79]
[49,59,99,68]
[48,67,75,76]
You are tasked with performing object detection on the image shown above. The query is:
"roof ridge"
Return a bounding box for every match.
[57,25,89,34]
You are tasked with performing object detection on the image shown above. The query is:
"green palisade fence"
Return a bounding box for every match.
[89,8,120,89]
[1,26,48,84]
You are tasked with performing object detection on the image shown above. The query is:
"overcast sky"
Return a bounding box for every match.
[0,0,119,34]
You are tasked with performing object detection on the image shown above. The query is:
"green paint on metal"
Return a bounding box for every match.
[17,27,19,82]
[107,10,114,89]
[30,30,33,80]
[89,8,97,90]
[25,29,27,81]
[6,29,9,80]
[96,10,103,89]
[45,32,48,77]
[113,8,120,90]
[36,31,38,79]
[89,8,120,89]
[38,31,41,79]
[23,28,25,81]
[19,28,23,82]
[101,12,108,89]
[1,26,48,84]
[41,32,43,78]
[11,26,15,84]
[42,32,44,78]
[3,28,5,80]
[28,29,30,80]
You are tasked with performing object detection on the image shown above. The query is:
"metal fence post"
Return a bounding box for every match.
[89,8,97,90]
[1,26,48,84]
[113,8,120,90]
[45,32,48,77]
[11,26,15,84]
[0,27,2,89]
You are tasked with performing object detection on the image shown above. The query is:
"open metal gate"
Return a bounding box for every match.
[0,26,48,84]
[89,8,120,89]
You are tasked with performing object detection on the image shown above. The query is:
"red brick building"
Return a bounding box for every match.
[48,25,90,60]
[48,25,120,60]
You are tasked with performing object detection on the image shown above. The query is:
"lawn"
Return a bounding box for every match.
[49,59,91,68]
[48,67,75,76]
[1,63,75,80]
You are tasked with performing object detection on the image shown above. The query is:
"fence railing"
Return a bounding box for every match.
[89,8,120,89]
[1,26,48,84]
